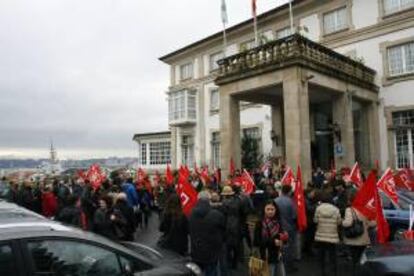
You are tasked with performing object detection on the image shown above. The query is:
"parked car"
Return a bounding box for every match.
[358,240,414,276]
[0,204,201,276]
[381,189,414,240]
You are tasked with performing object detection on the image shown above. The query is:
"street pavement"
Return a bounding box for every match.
[134,211,353,276]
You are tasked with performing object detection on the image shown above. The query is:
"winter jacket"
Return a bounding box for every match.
[189,199,225,265]
[93,208,116,240]
[159,212,189,255]
[275,195,297,232]
[41,192,58,218]
[55,205,81,227]
[342,207,376,246]
[314,203,342,244]
[253,219,288,264]
[121,183,139,208]
[113,201,136,241]
[222,196,242,246]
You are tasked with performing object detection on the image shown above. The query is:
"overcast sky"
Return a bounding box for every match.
[0,0,288,159]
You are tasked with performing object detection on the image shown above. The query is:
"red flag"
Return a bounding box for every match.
[374,183,390,244]
[395,169,414,191]
[377,168,398,204]
[194,163,201,175]
[251,0,257,17]
[165,164,174,186]
[230,158,236,176]
[352,171,377,220]
[345,162,363,188]
[214,168,221,184]
[77,169,87,181]
[86,164,105,190]
[281,166,295,186]
[352,170,390,243]
[240,169,256,195]
[200,167,210,185]
[153,170,161,187]
[176,173,198,216]
[295,166,307,232]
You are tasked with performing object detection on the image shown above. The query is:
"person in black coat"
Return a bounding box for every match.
[55,195,82,228]
[158,193,189,256]
[113,193,136,241]
[93,195,117,240]
[254,200,289,276]
[189,192,225,275]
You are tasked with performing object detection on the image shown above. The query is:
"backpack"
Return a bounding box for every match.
[343,209,364,238]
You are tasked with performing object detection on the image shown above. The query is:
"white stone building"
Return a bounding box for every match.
[136,0,414,180]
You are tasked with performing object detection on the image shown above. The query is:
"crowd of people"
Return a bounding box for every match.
[0,165,381,276]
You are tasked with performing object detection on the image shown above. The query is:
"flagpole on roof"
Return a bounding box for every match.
[252,0,258,46]
[289,0,294,34]
[221,0,228,57]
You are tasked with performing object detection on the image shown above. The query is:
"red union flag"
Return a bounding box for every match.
[240,169,256,195]
[281,166,295,186]
[165,164,174,186]
[137,168,146,183]
[352,171,377,220]
[344,162,363,188]
[200,167,210,185]
[395,169,414,191]
[176,173,198,216]
[86,164,105,190]
[377,168,398,204]
[295,165,307,232]
[251,0,257,17]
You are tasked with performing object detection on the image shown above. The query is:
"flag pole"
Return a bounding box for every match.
[221,0,228,57]
[289,0,294,34]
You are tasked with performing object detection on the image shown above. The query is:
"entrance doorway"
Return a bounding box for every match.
[311,102,334,170]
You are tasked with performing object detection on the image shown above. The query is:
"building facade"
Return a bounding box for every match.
[133,132,171,173]
[152,0,414,181]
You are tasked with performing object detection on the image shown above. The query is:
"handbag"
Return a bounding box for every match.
[248,251,270,276]
[343,208,364,238]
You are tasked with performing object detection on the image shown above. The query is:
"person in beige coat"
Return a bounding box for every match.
[342,191,376,275]
[314,191,341,276]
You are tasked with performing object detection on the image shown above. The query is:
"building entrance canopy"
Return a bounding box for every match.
[215,34,379,183]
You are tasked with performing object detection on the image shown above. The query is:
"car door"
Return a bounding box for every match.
[22,238,125,276]
[0,241,24,276]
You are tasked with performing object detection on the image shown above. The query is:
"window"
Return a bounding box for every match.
[168,89,197,123]
[181,135,194,166]
[387,42,414,76]
[141,143,147,165]
[209,51,223,71]
[240,39,256,52]
[28,240,122,276]
[211,132,220,168]
[383,0,414,15]
[180,62,193,80]
[275,27,292,39]
[323,7,348,35]
[393,111,414,168]
[210,88,219,111]
[149,141,171,165]
[0,245,17,275]
[187,90,196,119]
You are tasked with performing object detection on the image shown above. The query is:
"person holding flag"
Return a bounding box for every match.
[342,189,377,276]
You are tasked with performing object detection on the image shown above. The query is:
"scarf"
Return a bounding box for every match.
[262,217,280,240]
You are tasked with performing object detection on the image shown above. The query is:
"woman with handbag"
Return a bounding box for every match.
[253,200,289,276]
[342,191,376,275]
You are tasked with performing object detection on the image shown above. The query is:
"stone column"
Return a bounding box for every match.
[170,127,178,169]
[367,100,381,169]
[283,68,312,184]
[332,93,355,169]
[220,89,241,178]
[271,104,285,159]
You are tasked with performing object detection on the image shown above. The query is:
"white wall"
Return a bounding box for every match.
[352,0,379,29]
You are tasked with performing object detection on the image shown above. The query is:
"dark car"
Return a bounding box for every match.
[358,240,414,276]
[381,190,414,240]
[0,203,200,276]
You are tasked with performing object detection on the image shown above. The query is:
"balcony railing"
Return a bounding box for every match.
[216,34,377,91]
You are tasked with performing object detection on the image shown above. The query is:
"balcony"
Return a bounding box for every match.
[168,89,197,126]
[216,34,377,91]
